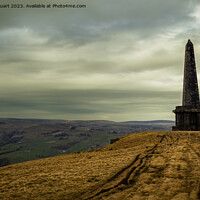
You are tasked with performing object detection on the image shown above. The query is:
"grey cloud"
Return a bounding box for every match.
[0,89,180,116]
[0,0,198,46]
[0,0,198,120]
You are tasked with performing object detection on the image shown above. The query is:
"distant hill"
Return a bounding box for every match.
[1,131,199,200]
[123,120,175,123]
[0,118,173,166]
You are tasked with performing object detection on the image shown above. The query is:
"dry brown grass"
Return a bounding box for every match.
[1,131,200,199]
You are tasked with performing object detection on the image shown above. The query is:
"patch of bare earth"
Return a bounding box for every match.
[1,131,200,200]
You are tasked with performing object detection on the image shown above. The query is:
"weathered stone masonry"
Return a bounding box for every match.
[173,40,200,131]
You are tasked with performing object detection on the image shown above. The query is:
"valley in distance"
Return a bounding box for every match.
[0,118,173,167]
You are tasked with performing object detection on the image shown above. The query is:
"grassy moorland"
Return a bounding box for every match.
[0,118,173,166]
[1,131,200,199]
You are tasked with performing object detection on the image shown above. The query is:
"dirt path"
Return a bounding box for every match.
[81,132,200,200]
[1,131,200,200]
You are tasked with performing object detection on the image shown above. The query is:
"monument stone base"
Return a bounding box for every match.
[172,106,200,131]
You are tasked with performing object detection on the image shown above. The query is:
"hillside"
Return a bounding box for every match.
[1,131,200,200]
[0,118,173,166]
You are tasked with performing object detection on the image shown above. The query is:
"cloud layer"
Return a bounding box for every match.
[0,0,200,121]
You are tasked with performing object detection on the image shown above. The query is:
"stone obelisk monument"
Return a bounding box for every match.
[173,40,200,131]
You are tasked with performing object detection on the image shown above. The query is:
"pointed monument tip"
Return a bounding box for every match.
[187,39,192,44]
[186,39,193,47]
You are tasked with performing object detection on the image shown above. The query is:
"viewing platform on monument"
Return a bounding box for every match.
[173,40,200,131]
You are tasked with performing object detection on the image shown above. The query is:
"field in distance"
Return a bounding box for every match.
[0,118,174,166]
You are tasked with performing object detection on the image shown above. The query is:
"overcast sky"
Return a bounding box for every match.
[0,0,200,121]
